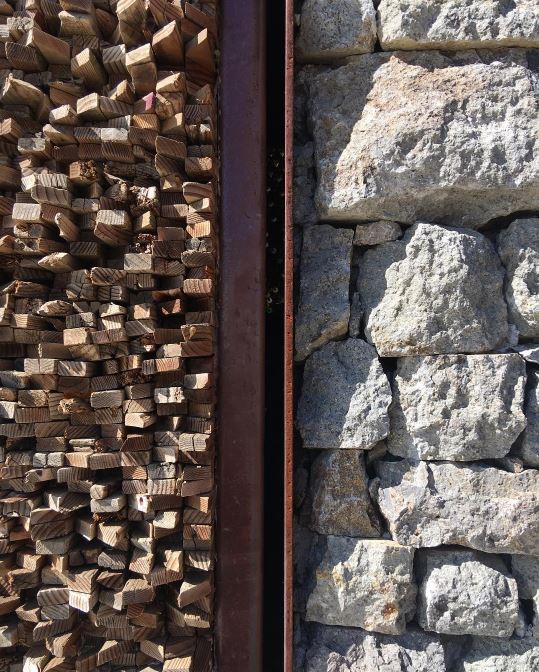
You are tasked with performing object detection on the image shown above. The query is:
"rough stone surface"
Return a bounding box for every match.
[459,638,539,672]
[388,354,526,461]
[418,549,519,637]
[304,625,449,672]
[498,218,539,339]
[306,537,416,634]
[358,224,508,356]
[296,0,376,62]
[377,0,539,51]
[307,449,382,537]
[295,225,353,362]
[374,459,539,555]
[354,220,402,246]
[514,372,539,467]
[307,51,539,227]
[512,554,539,638]
[297,339,391,449]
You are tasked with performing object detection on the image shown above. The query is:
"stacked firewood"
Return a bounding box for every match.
[0,1,217,670]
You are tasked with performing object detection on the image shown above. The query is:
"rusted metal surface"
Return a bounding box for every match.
[216,0,266,669]
[284,0,295,669]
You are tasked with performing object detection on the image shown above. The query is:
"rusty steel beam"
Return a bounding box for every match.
[216,0,266,669]
[284,0,295,669]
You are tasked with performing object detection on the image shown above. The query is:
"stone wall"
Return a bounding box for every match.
[293,1,539,670]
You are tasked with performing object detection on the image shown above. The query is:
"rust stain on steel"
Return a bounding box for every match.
[284,0,295,669]
[216,0,266,669]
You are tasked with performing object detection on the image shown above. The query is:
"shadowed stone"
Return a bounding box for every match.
[295,225,353,361]
[512,555,539,638]
[297,339,391,449]
[304,624,449,672]
[514,371,539,467]
[354,220,402,246]
[498,218,539,339]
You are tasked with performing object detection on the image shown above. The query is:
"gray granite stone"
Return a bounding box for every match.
[388,354,526,461]
[297,0,377,62]
[306,51,539,227]
[377,0,539,51]
[418,549,519,637]
[358,223,508,356]
[297,339,391,449]
[306,537,416,634]
[374,459,539,555]
[498,218,539,340]
[295,225,353,361]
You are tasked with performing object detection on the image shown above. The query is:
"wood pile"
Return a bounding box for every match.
[0,0,218,670]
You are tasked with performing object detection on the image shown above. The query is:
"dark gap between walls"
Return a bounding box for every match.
[265,0,285,669]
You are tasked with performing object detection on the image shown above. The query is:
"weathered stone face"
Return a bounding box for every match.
[497,218,539,339]
[514,371,539,467]
[306,537,416,634]
[296,0,376,62]
[417,549,519,637]
[377,0,539,50]
[354,220,402,246]
[295,225,353,362]
[304,625,449,672]
[374,459,539,555]
[388,354,526,461]
[306,51,539,227]
[297,339,391,450]
[358,224,508,356]
[307,449,382,537]
[459,638,539,672]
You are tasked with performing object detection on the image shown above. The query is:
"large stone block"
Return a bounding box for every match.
[498,218,539,339]
[418,549,519,637]
[374,459,539,555]
[306,536,416,634]
[307,449,381,536]
[388,354,526,461]
[377,0,539,51]
[306,51,539,227]
[297,339,391,449]
[514,371,539,467]
[358,224,508,356]
[296,0,377,62]
[295,225,353,361]
[459,638,539,672]
[304,625,449,672]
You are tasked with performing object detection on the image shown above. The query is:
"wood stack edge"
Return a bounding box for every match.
[0,0,218,670]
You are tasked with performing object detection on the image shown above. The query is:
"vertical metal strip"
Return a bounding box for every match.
[284,0,295,669]
[216,0,266,669]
